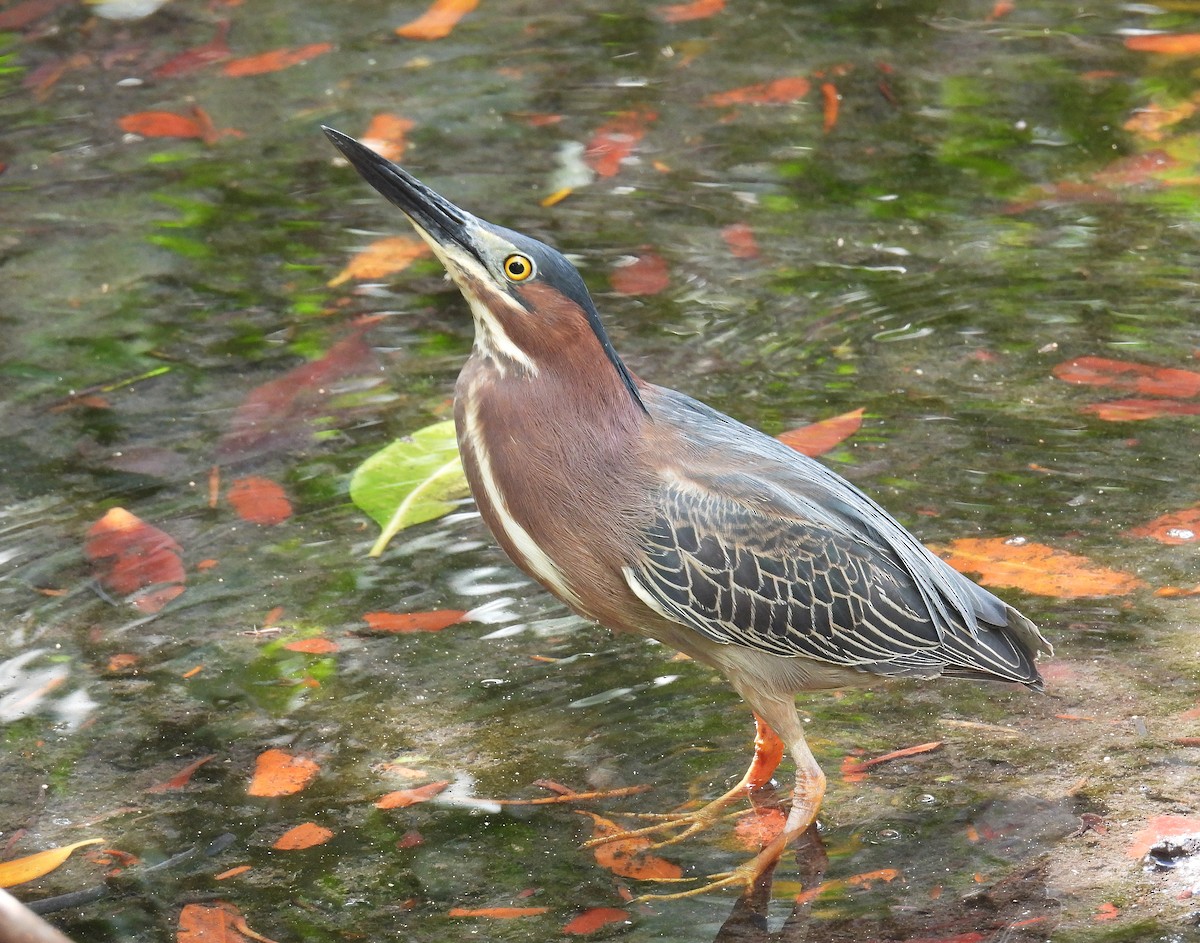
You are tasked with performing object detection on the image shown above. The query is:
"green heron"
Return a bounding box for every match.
[323,127,1052,897]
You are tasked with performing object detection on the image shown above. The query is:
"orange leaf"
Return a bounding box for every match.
[1095,902,1121,921]
[375,780,450,809]
[733,807,786,849]
[841,741,942,782]
[146,754,216,793]
[227,476,293,525]
[704,76,811,107]
[327,235,431,287]
[118,110,206,139]
[777,408,864,457]
[395,0,479,40]
[357,113,416,163]
[929,537,1145,598]
[655,0,723,23]
[222,42,333,77]
[247,749,320,797]
[1127,505,1200,545]
[152,21,231,78]
[821,81,839,132]
[272,822,334,850]
[1126,815,1200,859]
[610,250,669,296]
[215,865,252,880]
[721,222,759,259]
[0,839,104,888]
[84,507,186,613]
[106,653,139,672]
[282,637,340,654]
[361,610,466,633]
[577,811,683,881]
[584,107,657,177]
[1052,356,1200,398]
[1124,33,1200,55]
[178,902,255,943]
[1081,398,1200,421]
[562,907,629,934]
[447,906,550,918]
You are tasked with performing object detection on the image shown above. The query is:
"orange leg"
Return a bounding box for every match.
[584,713,787,852]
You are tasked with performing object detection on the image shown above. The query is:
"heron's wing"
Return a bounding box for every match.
[624,389,1049,685]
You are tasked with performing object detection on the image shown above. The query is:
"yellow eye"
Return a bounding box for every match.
[502,254,535,282]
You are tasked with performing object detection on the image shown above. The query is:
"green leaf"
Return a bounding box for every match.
[350,420,470,557]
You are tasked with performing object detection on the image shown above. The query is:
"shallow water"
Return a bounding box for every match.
[2,1,1199,940]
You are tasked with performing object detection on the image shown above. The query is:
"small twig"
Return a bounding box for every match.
[487,785,651,806]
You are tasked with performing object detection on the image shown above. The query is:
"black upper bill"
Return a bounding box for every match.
[322,126,473,252]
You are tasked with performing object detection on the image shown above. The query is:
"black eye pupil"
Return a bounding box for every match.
[509,259,526,275]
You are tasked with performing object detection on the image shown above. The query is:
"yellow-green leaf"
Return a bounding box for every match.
[350,420,471,556]
[0,839,104,888]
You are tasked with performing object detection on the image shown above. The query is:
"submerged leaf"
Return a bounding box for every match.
[777,408,864,456]
[361,609,467,633]
[1127,505,1200,544]
[273,823,334,850]
[577,811,683,881]
[350,420,471,556]
[395,0,478,40]
[1052,355,1200,398]
[930,537,1145,598]
[0,839,104,888]
[447,906,550,919]
[247,749,320,797]
[222,42,333,77]
[85,507,186,613]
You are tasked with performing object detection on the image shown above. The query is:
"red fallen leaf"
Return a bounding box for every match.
[577,811,683,881]
[282,637,339,654]
[178,903,254,943]
[146,754,216,793]
[1124,33,1200,55]
[356,113,415,163]
[929,537,1145,598]
[610,250,669,296]
[821,81,839,132]
[118,106,235,144]
[448,906,550,919]
[375,780,450,809]
[85,508,186,613]
[721,222,760,259]
[272,822,333,850]
[1126,815,1200,859]
[1127,505,1200,544]
[396,830,424,849]
[216,318,381,461]
[247,749,320,797]
[841,741,942,782]
[396,0,478,40]
[986,1,1014,20]
[777,408,864,457]
[562,907,629,934]
[0,0,72,31]
[227,476,292,525]
[222,42,333,77]
[1081,398,1200,421]
[152,20,231,78]
[584,107,658,177]
[362,609,467,633]
[655,0,723,23]
[704,76,811,107]
[214,865,252,880]
[1052,355,1200,398]
[733,807,786,849]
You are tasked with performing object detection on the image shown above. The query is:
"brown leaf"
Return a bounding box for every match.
[247,749,320,797]
[327,235,431,287]
[356,113,416,163]
[655,0,723,23]
[610,250,669,296]
[1124,33,1200,55]
[584,107,657,177]
[395,0,478,40]
[222,42,333,77]
[215,865,252,880]
[1081,398,1200,421]
[146,754,216,793]
[562,907,630,934]
[361,610,466,633]
[733,807,786,850]
[152,21,231,78]
[272,823,333,850]
[929,537,1145,598]
[282,637,339,654]
[0,839,104,888]
[178,902,261,943]
[216,318,380,461]
[447,906,550,919]
[1052,355,1200,398]
[577,811,683,881]
[375,781,450,809]
[227,476,293,525]
[1126,815,1200,859]
[85,508,186,613]
[704,76,811,107]
[0,0,72,31]
[820,81,839,132]
[841,741,943,782]
[1126,505,1200,545]
[777,408,864,456]
[721,222,760,259]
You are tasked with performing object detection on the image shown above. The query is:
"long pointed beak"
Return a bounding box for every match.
[322,126,474,255]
